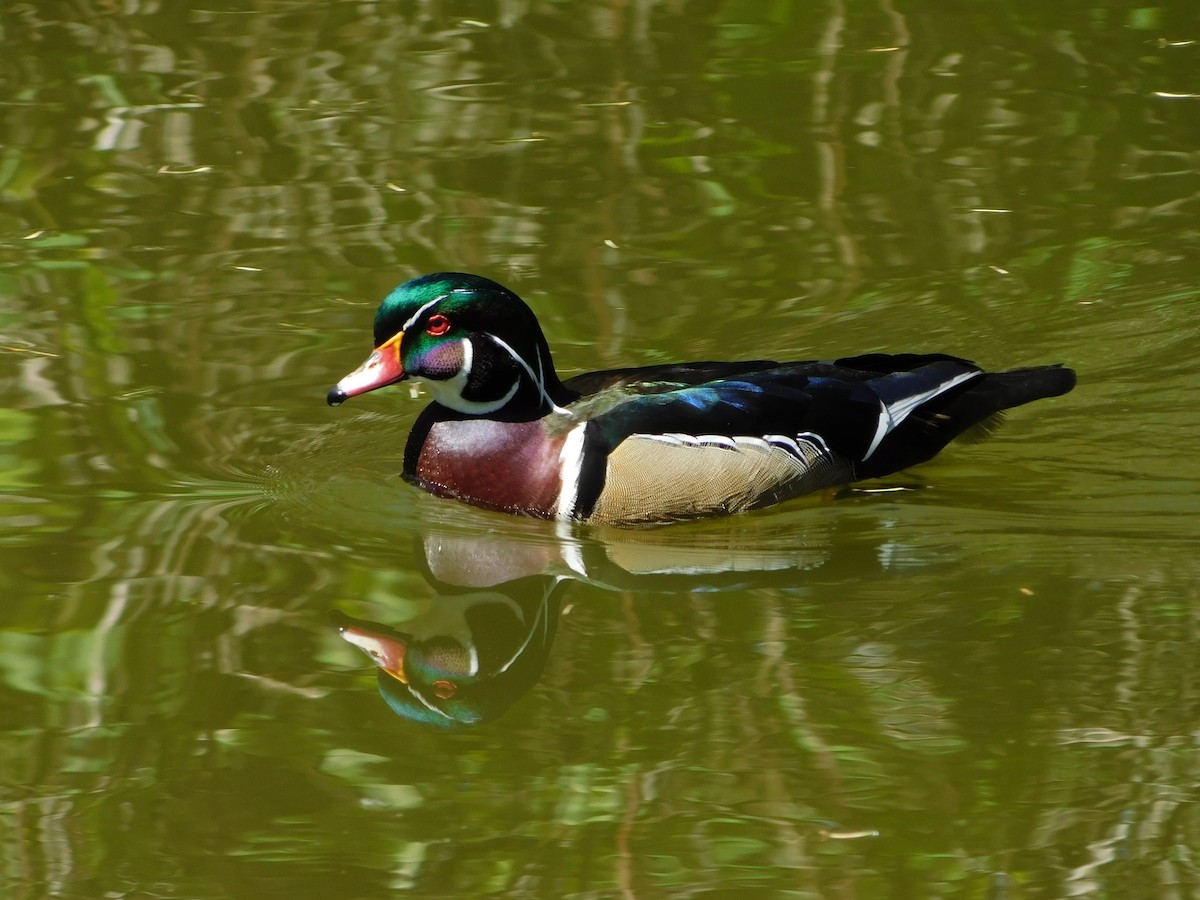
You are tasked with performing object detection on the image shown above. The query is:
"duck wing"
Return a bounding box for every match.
[561,356,1073,524]
[562,360,783,397]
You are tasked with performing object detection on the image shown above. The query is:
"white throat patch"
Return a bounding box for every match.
[420,338,520,414]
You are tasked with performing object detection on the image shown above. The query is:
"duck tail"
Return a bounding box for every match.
[858,364,1076,478]
[957,365,1076,442]
[975,364,1077,406]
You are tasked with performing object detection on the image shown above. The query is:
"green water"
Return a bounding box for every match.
[3,2,1199,896]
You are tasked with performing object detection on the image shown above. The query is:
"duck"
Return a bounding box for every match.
[332,568,562,729]
[327,272,1075,526]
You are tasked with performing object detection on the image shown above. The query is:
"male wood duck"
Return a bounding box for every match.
[327,273,1076,526]
[332,571,562,729]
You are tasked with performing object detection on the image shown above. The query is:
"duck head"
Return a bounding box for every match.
[327,272,571,418]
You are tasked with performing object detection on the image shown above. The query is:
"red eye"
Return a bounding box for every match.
[425,314,451,336]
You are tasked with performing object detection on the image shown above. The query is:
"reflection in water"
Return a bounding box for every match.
[333,502,899,727]
[5,1,1200,895]
[333,573,564,729]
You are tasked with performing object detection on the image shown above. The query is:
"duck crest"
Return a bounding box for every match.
[330,274,1076,526]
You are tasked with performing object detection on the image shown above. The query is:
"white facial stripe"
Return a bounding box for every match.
[555,422,589,520]
[409,685,457,721]
[486,333,571,416]
[535,347,548,400]
[401,296,445,332]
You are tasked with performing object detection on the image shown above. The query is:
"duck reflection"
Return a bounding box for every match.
[334,500,913,727]
[332,569,564,729]
[335,501,839,728]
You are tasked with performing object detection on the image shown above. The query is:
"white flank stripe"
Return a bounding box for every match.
[763,432,831,463]
[796,431,831,456]
[640,431,832,465]
[764,434,802,456]
[694,434,738,450]
[732,436,771,451]
[555,422,589,520]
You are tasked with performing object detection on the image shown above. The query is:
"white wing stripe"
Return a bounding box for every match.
[635,431,831,463]
[863,370,978,460]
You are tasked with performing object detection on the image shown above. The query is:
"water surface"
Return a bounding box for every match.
[2,2,1199,896]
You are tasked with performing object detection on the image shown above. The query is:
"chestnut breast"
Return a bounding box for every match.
[414,418,565,518]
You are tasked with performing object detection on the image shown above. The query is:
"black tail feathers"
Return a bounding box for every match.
[860,364,1075,478]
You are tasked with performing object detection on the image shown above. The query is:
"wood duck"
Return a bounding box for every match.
[332,571,562,729]
[327,273,1076,526]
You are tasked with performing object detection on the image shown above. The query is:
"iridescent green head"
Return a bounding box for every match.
[328,273,568,417]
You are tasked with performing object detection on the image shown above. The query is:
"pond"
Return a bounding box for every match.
[2,2,1199,896]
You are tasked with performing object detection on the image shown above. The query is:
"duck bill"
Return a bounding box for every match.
[327,333,404,406]
[338,623,409,683]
